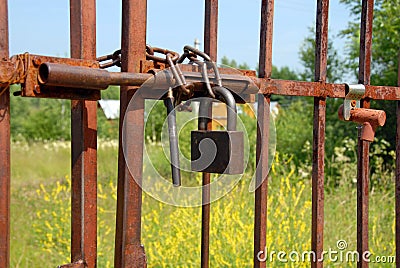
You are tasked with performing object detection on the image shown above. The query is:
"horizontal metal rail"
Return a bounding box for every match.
[2,59,400,101]
[37,62,258,95]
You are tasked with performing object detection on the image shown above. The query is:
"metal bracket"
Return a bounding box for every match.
[343,83,365,120]
[140,60,257,103]
[2,54,101,100]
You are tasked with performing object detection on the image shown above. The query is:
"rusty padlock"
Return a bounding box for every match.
[338,84,386,142]
[191,86,244,174]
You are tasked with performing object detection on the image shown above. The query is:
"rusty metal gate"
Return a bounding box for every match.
[0,0,399,267]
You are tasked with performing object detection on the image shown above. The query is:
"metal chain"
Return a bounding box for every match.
[177,45,222,98]
[96,49,121,69]
[96,45,221,104]
[145,44,179,64]
[97,45,193,107]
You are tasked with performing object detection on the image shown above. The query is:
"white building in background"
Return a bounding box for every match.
[98,100,120,120]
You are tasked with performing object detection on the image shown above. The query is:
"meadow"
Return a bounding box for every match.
[9,140,396,267]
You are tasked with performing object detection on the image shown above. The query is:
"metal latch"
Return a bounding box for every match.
[343,84,365,120]
[338,83,386,142]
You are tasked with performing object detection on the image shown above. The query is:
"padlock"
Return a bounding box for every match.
[191,86,244,174]
[338,84,386,142]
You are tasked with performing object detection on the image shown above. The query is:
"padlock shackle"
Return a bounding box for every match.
[164,91,181,186]
[198,98,213,131]
[213,86,237,131]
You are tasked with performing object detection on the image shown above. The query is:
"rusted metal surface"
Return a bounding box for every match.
[69,1,98,268]
[8,54,400,101]
[338,105,386,142]
[356,119,370,268]
[311,98,326,267]
[357,0,374,267]
[257,0,274,80]
[114,0,147,267]
[17,55,400,101]
[312,1,328,267]
[0,1,10,267]
[145,45,180,64]
[396,53,400,268]
[201,1,218,267]
[254,96,271,268]
[37,62,258,97]
[199,99,212,268]
[254,1,274,267]
[97,49,121,69]
[0,61,14,87]
[141,60,257,77]
[204,0,218,61]
[13,55,100,100]
[38,62,148,90]
[257,79,400,100]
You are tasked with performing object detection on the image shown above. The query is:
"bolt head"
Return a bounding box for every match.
[32,57,42,66]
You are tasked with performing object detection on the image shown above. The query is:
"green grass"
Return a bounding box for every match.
[9,141,396,267]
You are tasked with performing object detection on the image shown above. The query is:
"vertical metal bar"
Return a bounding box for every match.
[204,0,218,61]
[257,0,274,80]
[0,1,10,267]
[202,1,218,267]
[395,51,400,267]
[312,1,329,267]
[114,0,147,267]
[357,1,374,267]
[70,0,97,267]
[254,1,274,267]
[199,100,212,268]
[396,51,400,268]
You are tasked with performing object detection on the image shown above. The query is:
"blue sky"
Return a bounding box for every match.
[8,0,351,72]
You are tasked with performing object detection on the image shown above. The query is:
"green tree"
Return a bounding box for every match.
[10,85,71,141]
[340,0,400,85]
[275,100,313,165]
[220,56,250,70]
[298,27,345,83]
[101,86,120,100]
[271,66,299,80]
[10,84,122,141]
[339,0,400,156]
[274,26,360,177]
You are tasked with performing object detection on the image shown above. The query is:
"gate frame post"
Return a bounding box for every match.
[114,0,147,267]
[0,1,10,267]
[70,0,98,267]
[254,1,274,268]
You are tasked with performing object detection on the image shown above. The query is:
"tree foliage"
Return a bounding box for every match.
[339,0,400,153]
[10,85,71,141]
[298,27,344,83]
[340,0,400,85]
[10,85,121,141]
[220,56,250,70]
[271,66,299,80]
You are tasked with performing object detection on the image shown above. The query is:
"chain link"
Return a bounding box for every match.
[96,45,221,104]
[178,45,222,98]
[145,44,179,64]
[96,49,121,69]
